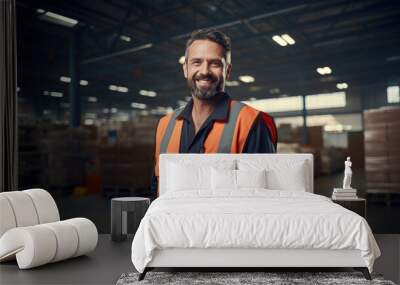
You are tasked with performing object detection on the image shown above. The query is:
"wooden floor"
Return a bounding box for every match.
[0,235,399,285]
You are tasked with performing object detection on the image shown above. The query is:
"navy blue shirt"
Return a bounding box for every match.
[150,92,276,198]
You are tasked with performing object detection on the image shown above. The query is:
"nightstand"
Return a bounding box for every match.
[332,198,366,218]
[111,197,150,242]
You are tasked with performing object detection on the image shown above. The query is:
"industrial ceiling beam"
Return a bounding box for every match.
[107,3,135,53]
[81,3,309,64]
[80,19,400,80]
[81,0,399,66]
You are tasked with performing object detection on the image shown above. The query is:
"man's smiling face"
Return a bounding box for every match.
[183,39,232,100]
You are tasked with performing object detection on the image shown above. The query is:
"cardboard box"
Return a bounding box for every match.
[364,106,400,194]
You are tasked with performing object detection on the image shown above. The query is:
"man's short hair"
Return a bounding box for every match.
[185,28,231,63]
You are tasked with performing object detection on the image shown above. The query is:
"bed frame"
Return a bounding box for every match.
[139,248,371,280]
[139,154,372,281]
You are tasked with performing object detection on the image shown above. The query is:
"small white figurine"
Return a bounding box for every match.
[342,156,352,189]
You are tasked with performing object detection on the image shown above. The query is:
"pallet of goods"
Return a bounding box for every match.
[364,106,400,196]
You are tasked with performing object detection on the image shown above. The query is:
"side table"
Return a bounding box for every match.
[111,197,150,242]
[332,198,367,218]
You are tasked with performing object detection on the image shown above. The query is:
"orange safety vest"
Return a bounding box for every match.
[154,99,277,194]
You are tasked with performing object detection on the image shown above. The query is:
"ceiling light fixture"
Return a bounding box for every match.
[225,80,240,87]
[336,82,348,90]
[272,35,287,46]
[60,76,88,86]
[281,34,295,45]
[109,84,128,93]
[131,102,147,109]
[117,86,128,93]
[272,34,295,46]
[317,66,332,75]
[50,91,63,98]
[88,97,97,102]
[139,90,157,97]
[120,35,131,42]
[60,76,71,83]
[37,9,78,27]
[239,75,255,83]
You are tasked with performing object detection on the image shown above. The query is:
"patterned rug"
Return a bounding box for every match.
[116,271,396,285]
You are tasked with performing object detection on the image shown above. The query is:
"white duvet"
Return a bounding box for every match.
[131,190,380,273]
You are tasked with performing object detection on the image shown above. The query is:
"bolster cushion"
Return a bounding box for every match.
[0,189,60,238]
[0,218,98,269]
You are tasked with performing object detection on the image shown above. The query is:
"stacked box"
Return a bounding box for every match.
[119,116,158,144]
[97,143,154,193]
[307,126,324,150]
[277,143,301,153]
[18,125,44,188]
[277,124,293,143]
[364,107,400,194]
[41,128,92,191]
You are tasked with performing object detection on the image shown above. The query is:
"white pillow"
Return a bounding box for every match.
[211,168,267,190]
[167,162,210,191]
[237,169,267,189]
[238,159,308,192]
[266,164,306,191]
[166,159,236,193]
[211,168,236,190]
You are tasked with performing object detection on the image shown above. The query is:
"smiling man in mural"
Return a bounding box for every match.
[151,28,277,197]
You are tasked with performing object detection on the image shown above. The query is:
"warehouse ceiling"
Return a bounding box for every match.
[16,0,400,116]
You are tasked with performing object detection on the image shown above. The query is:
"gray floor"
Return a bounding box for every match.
[1,234,399,285]
[0,235,133,285]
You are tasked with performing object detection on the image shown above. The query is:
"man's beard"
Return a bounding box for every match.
[188,72,224,100]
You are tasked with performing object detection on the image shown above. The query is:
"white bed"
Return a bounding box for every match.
[131,154,380,280]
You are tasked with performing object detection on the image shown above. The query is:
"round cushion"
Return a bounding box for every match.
[0,225,57,269]
[0,218,98,269]
[23,189,60,224]
[0,192,39,227]
[0,195,17,237]
[42,221,79,262]
[65,218,98,257]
